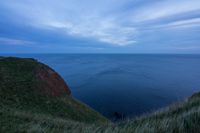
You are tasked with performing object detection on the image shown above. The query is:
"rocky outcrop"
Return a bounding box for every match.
[36,63,71,97]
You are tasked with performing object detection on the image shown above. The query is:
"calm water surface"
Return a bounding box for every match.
[3,54,200,119]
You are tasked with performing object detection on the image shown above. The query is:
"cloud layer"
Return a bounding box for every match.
[0,0,200,53]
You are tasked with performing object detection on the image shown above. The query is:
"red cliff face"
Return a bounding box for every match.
[36,63,71,97]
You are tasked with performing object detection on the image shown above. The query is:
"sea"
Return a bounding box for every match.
[2,54,200,120]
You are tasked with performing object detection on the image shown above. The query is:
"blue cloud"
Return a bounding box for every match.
[0,0,200,53]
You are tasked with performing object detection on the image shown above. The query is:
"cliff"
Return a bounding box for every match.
[36,62,71,96]
[0,57,108,125]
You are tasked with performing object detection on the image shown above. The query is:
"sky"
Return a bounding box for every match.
[0,0,200,53]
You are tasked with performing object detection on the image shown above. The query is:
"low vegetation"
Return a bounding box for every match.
[0,57,107,124]
[0,57,200,133]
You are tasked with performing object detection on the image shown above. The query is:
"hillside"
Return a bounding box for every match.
[0,57,200,133]
[0,57,108,125]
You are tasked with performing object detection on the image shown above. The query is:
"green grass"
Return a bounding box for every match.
[0,57,108,124]
[0,57,200,133]
[1,92,199,133]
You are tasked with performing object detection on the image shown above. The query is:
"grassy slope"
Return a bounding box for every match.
[1,57,200,133]
[0,57,108,126]
[1,92,200,133]
[117,93,200,133]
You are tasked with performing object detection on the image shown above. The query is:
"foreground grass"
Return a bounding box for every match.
[0,107,111,133]
[1,93,200,133]
[0,57,200,132]
[118,93,200,133]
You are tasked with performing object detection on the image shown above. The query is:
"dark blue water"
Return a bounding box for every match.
[2,54,200,119]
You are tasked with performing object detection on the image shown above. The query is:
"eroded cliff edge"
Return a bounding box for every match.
[0,57,108,124]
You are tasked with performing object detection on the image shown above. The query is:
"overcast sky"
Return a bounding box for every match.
[0,0,200,53]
